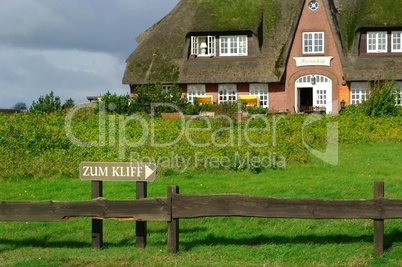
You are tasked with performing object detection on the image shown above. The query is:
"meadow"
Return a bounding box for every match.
[0,110,402,266]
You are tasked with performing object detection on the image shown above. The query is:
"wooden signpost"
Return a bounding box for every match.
[79,162,156,249]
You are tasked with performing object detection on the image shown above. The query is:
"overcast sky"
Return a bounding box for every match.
[0,0,180,109]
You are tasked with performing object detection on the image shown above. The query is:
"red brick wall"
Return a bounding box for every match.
[269,83,288,112]
[237,84,249,96]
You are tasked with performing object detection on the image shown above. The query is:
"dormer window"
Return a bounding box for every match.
[367,32,387,53]
[392,31,402,52]
[191,36,216,56]
[220,36,248,56]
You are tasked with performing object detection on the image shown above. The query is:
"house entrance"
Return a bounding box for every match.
[298,88,313,112]
[295,75,332,113]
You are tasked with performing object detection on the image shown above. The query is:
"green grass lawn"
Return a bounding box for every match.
[1,142,402,266]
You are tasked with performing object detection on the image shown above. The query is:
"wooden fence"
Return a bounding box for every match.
[1,181,401,256]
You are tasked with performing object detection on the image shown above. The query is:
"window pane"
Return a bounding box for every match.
[392,32,402,52]
[218,84,237,104]
[367,32,387,53]
[187,84,206,104]
[220,37,228,54]
[303,32,323,53]
[220,36,248,56]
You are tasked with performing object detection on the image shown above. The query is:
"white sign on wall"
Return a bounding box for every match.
[294,56,333,67]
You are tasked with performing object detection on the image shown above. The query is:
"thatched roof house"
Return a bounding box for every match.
[123,0,402,113]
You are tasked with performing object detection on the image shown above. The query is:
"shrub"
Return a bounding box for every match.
[62,98,75,110]
[12,102,27,111]
[29,91,61,113]
[128,83,188,115]
[201,102,241,117]
[96,91,131,114]
[360,81,402,117]
[247,106,268,115]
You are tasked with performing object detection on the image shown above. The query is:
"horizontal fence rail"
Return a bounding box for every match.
[0,198,169,222]
[3,196,402,221]
[0,181,397,256]
[172,195,402,219]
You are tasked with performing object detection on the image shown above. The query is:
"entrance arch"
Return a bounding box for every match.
[295,74,332,113]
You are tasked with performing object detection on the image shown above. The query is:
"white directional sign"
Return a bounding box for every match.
[79,162,156,181]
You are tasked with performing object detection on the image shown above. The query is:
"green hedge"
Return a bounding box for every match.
[1,110,402,179]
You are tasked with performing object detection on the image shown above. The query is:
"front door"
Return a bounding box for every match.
[298,87,313,112]
[295,75,332,113]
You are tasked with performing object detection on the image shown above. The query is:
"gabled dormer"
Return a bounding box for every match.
[188,32,254,59]
[358,28,402,56]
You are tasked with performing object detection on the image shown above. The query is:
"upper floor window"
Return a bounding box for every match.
[220,36,248,56]
[392,31,402,52]
[191,36,216,56]
[367,32,387,53]
[303,32,324,54]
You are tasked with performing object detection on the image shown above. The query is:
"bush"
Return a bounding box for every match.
[360,80,402,117]
[201,102,241,117]
[12,102,27,111]
[95,91,131,114]
[29,91,61,113]
[62,98,75,110]
[247,106,268,115]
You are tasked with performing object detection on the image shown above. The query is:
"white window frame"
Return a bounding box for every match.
[393,82,402,106]
[302,32,324,54]
[392,31,402,52]
[315,89,327,106]
[367,32,387,53]
[218,84,237,104]
[191,36,216,56]
[187,84,206,104]
[350,82,370,104]
[250,84,269,108]
[220,36,248,56]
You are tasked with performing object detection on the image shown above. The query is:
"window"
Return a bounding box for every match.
[218,84,237,104]
[220,36,248,56]
[303,32,324,54]
[350,82,370,104]
[367,32,387,53]
[392,32,402,52]
[162,85,173,91]
[191,36,216,56]
[161,85,175,99]
[393,82,402,106]
[187,84,206,104]
[250,84,269,108]
[316,89,327,105]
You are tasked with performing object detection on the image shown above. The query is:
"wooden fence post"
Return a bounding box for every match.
[374,181,384,256]
[136,181,147,248]
[167,185,179,253]
[92,181,103,248]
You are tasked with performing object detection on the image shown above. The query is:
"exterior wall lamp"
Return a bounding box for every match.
[340,99,345,110]
[311,75,316,85]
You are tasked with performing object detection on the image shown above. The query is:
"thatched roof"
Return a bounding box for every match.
[123,0,402,85]
[123,0,304,85]
[336,0,402,81]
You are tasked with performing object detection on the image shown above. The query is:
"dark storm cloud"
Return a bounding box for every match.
[0,0,177,57]
[0,0,180,108]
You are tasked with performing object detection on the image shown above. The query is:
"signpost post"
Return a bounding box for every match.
[79,162,156,249]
